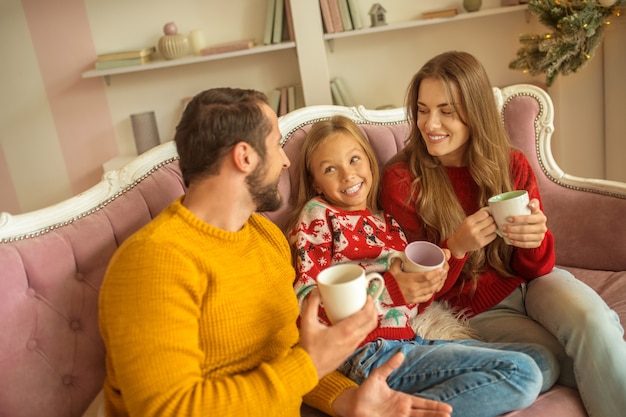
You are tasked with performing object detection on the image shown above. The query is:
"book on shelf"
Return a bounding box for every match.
[270,84,301,116]
[329,80,346,106]
[279,86,289,116]
[94,55,151,70]
[264,0,293,44]
[268,89,281,115]
[96,46,155,62]
[422,8,458,20]
[319,0,336,33]
[337,0,354,31]
[287,85,296,113]
[294,84,305,109]
[263,0,277,45]
[199,39,256,56]
[328,0,344,32]
[346,0,363,29]
[272,0,285,44]
[333,77,355,106]
[283,0,295,41]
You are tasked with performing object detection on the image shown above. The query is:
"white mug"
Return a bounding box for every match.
[483,190,531,244]
[389,241,446,273]
[317,264,385,324]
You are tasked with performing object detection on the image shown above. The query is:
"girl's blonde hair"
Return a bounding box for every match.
[287,115,380,233]
[396,51,516,291]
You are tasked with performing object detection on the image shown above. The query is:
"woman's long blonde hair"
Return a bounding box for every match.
[396,51,515,290]
[286,115,380,234]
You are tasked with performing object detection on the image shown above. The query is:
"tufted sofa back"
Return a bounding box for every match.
[500,89,626,271]
[0,157,185,417]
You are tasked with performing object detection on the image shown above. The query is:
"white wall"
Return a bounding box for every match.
[0,0,622,215]
[84,0,302,156]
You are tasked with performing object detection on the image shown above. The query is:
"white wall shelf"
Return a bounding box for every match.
[80,2,532,108]
[82,41,296,85]
[325,5,528,50]
[82,5,528,86]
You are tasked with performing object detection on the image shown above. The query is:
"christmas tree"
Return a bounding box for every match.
[509,0,625,86]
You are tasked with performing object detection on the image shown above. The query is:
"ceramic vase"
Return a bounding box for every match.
[463,0,482,12]
[158,34,189,60]
[158,21,190,60]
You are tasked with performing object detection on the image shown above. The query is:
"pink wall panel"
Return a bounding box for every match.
[22,0,118,196]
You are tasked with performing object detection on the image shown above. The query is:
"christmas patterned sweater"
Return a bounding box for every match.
[289,196,432,345]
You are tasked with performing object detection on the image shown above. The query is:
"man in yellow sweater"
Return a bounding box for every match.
[99,88,452,417]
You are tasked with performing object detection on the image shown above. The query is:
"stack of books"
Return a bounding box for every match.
[268,84,303,116]
[94,47,156,70]
[199,39,256,56]
[319,0,363,34]
[263,0,295,45]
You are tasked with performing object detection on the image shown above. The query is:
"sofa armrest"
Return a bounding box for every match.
[0,141,185,417]
[497,84,626,271]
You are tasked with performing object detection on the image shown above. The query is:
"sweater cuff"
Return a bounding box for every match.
[447,255,466,280]
[274,346,320,400]
[442,238,468,270]
[303,370,358,417]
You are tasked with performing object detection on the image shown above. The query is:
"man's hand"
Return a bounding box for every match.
[298,289,378,378]
[332,352,453,417]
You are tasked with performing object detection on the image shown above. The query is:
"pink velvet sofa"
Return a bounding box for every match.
[1,84,624,417]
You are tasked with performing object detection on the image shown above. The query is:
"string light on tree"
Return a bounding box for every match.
[509,0,625,86]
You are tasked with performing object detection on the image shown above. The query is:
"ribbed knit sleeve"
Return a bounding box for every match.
[381,152,558,317]
[99,199,318,417]
[508,150,556,278]
[303,371,358,416]
[380,162,423,243]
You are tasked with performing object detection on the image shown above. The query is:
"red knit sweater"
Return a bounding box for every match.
[380,150,556,317]
[289,196,447,345]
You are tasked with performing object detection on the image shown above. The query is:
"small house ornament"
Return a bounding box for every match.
[368,3,387,27]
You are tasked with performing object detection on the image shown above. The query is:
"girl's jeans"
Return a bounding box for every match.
[470,268,626,417]
[338,335,558,417]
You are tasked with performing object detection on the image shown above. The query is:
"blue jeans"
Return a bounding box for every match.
[338,336,558,417]
[470,268,626,417]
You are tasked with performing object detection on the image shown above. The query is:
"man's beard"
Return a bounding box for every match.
[245,161,283,213]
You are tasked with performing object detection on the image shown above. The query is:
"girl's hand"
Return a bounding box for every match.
[500,198,547,248]
[446,209,498,258]
[389,255,449,304]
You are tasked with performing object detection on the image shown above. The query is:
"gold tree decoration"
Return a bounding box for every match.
[509,0,624,86]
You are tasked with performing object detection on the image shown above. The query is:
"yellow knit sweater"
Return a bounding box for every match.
[99,198,348,416]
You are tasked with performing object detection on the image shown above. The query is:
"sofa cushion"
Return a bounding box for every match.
[0,159,184,417]
[561,266,626,341]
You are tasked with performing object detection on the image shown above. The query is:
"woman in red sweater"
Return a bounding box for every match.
[379,50,626,417]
